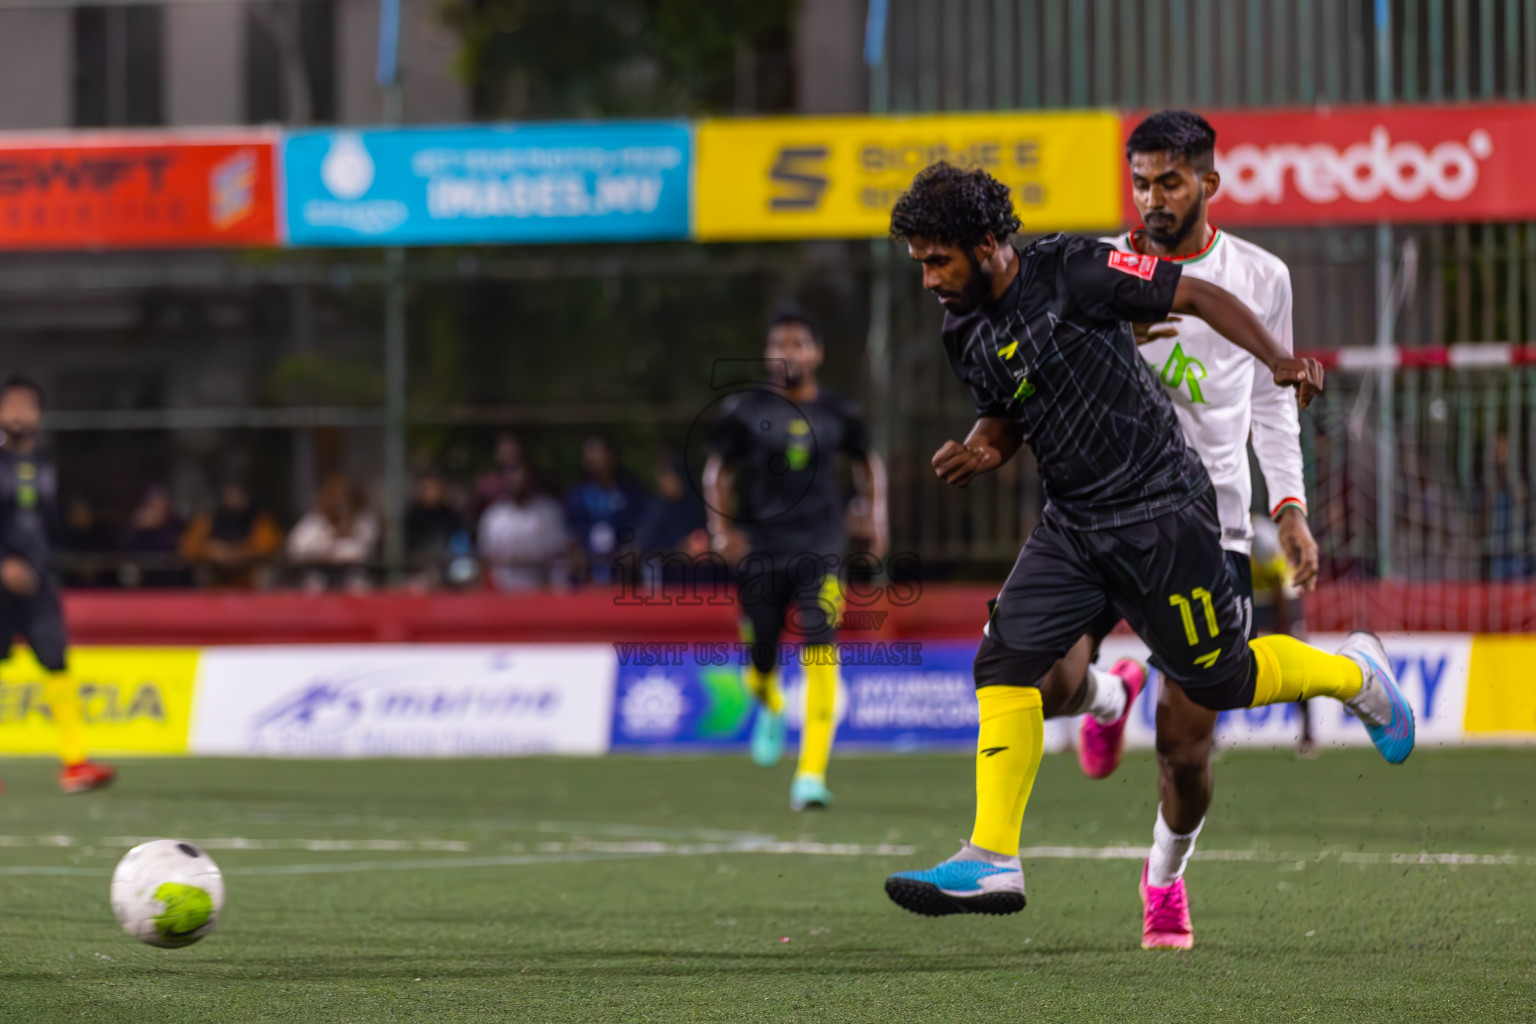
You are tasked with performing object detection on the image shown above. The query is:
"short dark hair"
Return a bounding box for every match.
[0,374,44,407]
[889,162,1021,249]
[767,307,823,345]
[1126,110,1217,171]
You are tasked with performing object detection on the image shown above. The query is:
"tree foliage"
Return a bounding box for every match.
[441,0,797,118]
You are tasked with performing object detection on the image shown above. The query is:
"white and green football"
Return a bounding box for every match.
[110,840,225,948]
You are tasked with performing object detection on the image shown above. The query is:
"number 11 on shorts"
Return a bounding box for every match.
[1169,589,1221,668]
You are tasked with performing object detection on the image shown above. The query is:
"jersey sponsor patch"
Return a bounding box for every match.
[1108,250,1158,280]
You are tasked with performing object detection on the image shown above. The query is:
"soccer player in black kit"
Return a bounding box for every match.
[0,376,115,793]
[880,164,1413,917]
[704,311,888,811]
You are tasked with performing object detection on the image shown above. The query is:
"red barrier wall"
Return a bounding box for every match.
[55,582,1533,646]
[58,586,1001,645]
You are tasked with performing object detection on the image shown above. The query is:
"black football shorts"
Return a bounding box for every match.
[975,488,1258,711]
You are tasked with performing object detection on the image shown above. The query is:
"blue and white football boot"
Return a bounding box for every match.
[1338,631,1416,764]
[750,706,786,768]
[789,773,834,811]
[885,841,1025,917]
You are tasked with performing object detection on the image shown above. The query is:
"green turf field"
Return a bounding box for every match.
[0,749,1531,1023]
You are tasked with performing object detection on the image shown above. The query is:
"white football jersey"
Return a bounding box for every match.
[1102,227,1307,555]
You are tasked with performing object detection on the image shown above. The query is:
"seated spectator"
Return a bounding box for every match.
[478,461,567,591]
[287,474,378,592]
[636,453,709,588]
[405,469,469,588]
[57,496,113,587]
[564,436,648,585]
[179,481,282,588]
[118,486,190,587]
[471,432,526,527]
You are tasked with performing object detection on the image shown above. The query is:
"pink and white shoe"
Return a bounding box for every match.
[1140,861,1194,950]
[1076,658,1147,779]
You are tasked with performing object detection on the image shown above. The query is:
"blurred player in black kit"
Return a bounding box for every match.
[704,311,888,811]
[0,376,115,793]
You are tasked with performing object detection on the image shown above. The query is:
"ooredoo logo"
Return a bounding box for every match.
[1217,126,1494,206]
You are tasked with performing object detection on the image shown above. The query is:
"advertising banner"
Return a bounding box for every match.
[1102,633,1473,750]
[282,123,692,246]
[1463,635,1536,736]
[696,111,1122,241]
[189,645,615,757]
[610,641,979,751]
[0,131,278,250]
[1121,104,1536,226]
[0,647,197,755]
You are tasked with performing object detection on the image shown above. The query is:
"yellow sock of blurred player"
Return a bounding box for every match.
[1249,634,1364,706]
[745,665,785,714]
[969,685,1044,858]
[794,649,837,779]
[44,672,87,767]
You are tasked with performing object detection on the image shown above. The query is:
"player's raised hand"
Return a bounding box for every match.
[1272,356,1325,409]
[932,440,994,489]
[1132,315,1181,346]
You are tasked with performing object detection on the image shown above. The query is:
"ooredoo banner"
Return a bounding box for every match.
[1120,104,1536,226]
[0,131,278,249]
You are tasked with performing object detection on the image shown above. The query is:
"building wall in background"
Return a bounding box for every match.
[0,0,467,131]
[0,9,72,130]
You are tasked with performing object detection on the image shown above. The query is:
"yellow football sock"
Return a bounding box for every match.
[969,685,1044,858]
[1249,634,1365,707]
[44,672,87,767]
[745,664,785,714]
[794,648,837,779]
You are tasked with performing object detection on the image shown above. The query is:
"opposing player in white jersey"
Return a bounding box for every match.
[1089,109,1322,949]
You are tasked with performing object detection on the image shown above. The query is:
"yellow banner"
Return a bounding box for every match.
[695,111,1122,242]
[0,647,198,756]
[1463,635,1536,735]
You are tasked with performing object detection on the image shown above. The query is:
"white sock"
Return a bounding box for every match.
[1086,666,1127,724]
[1147,806,1203,888]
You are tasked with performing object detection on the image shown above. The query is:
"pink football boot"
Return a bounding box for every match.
[1140,860,1194,950]
[1076,658,1147,779]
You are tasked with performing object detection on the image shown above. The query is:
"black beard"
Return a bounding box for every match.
[945,252,993,315]
[1146,194,1205,249]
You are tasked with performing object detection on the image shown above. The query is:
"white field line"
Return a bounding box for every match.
[2,839,1532,878]
[1020,845,1536,867]
[0,839,920,877]
[103,837,473,852]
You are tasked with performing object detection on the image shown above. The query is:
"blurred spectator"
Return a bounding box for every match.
[287,474,378,592]
[179,481,283,589]
[478,461,567,591]
[564,436,648,585]
[471,432,526,526]
[1487,433,1531,580]
[57,496,113,587]
[405,469,471,588]
[119,486,191,587]
[636,452,708,587]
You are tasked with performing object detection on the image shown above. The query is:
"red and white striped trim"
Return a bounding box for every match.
[1270,496,1307,520]
[1296,344,1536,370]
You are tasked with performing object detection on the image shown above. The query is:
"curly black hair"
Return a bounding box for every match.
[889,162,1021,248]
[1126,110,1217,171]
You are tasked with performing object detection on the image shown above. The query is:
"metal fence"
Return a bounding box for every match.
[868,0,1536,578]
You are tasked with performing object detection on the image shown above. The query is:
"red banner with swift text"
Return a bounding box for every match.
[1120,104,1536,227]
[0,131,278,250]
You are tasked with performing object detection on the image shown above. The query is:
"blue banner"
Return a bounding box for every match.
[282,123,692,246]
[609,641,981,751]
